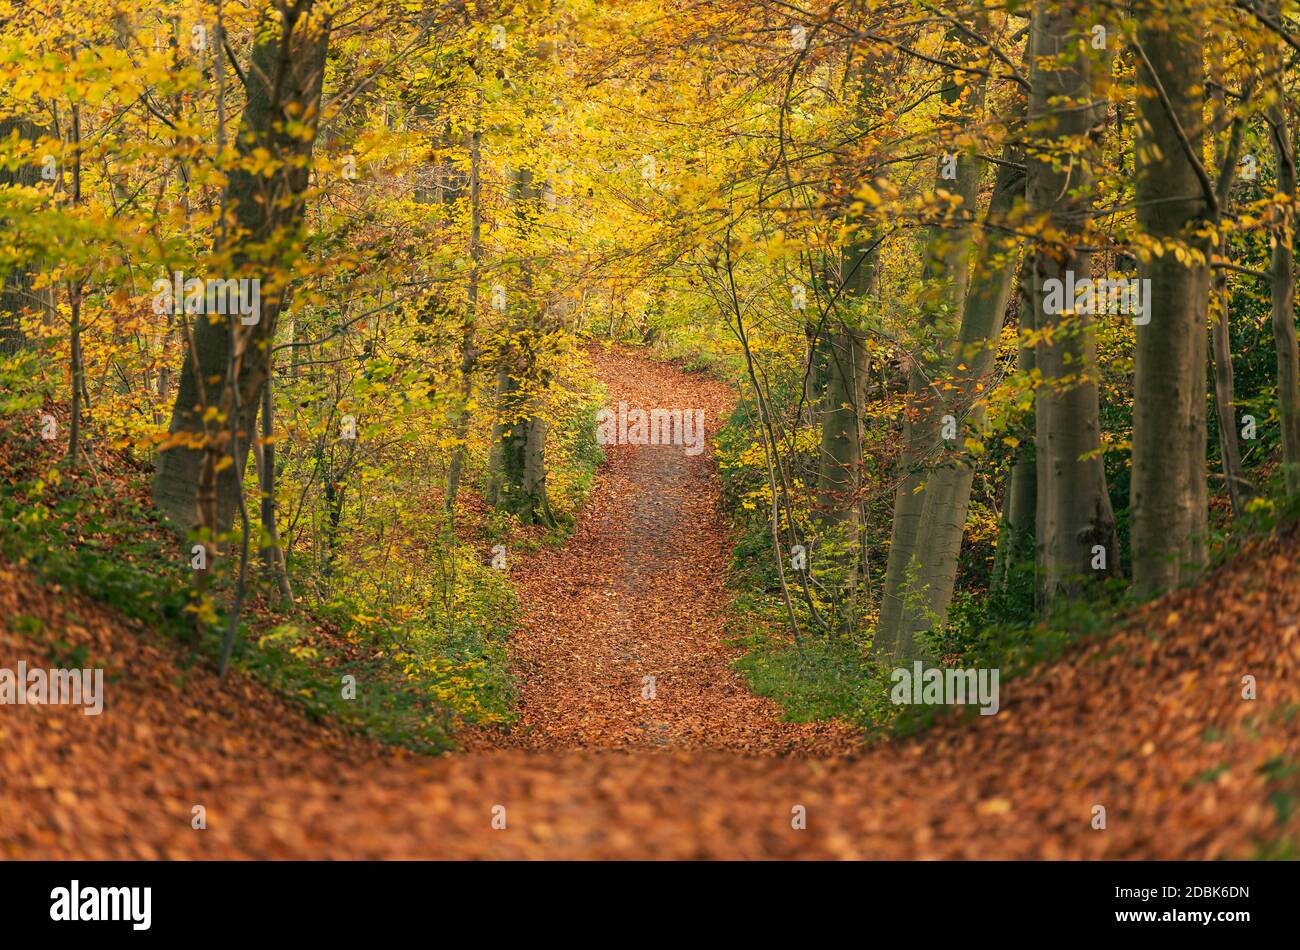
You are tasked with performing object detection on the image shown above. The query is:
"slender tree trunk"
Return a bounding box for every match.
[1131,0,1212,597]
[993,258,1037,599]
[155,16,192,422]
[801,326,825,427]
[898,137,1027,646]
[812,47,888,612]
[488,353,557,526]
[486,361,509,506]
[1211,285,1249,513]
[446,49,484,512]
[66,105,84,465]
[816,322,868,618]
[1029,0,1118,608]
[1210,88,1253,516]
[68,284,83,462]
[815,213,880,618]
[257,371,293,606]
[1268,97,1300,496]
[874,74,983,658]
[726,260,804,641]
[487,165,557,527]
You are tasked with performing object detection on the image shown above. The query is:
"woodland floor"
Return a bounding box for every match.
[4,347,1300,859]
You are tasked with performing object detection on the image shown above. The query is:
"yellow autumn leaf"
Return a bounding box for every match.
[977,798,1011,815]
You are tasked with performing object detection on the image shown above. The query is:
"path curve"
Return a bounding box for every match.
[469,345,858,755]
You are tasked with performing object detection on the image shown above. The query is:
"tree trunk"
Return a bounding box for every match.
[1211,285,1250,513]
[898,137,1027,647]
[488,354,557,527]
[153,6,331,537]
[257,371,293,606]
[993,258,1037,599]
[1131,0,1212,597]
[1268,97,1300,497]
[816,322,868,616]
[874,73,983,659]
[1029,0,1118,608]
[445,50,484,512]
[801,325,826,427]
[812,47,888,610]
[487,165,557,527]
[66,105,84,465]
[1210,87,1253,517]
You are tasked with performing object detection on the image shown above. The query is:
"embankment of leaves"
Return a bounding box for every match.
[0,390,513,755]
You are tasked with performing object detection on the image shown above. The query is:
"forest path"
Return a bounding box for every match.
[5,347,1300,858]
[465,345,856,755]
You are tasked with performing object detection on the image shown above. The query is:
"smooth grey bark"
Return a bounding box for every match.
[801,325,826,428]
[898,137,1027,646]
[811,47,890,615]
[1131,0,1212,598]
[1211,277,1250,513]
[66,105,84,465]
[1028,1,1119,608]
[816,321,868,612]
[256,371,293,606]
[487,354,557,527]
[815,216,879,615]
[153,6,330,536]
[874,74,983,660]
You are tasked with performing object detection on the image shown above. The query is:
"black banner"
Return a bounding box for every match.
[0,860,1285,938]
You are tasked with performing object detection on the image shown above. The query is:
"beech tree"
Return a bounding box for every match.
[1130,0,1213,597]
[874,57,983,660]
[153,1,331,543]
[1026,0,1118,606]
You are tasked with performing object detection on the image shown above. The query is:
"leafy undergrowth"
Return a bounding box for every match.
[726,593,873,722]
[0,397,515,755]
[712,412,862,725]
[707,346,1300,763]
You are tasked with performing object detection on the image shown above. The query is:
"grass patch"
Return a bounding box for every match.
[729,621,872,722]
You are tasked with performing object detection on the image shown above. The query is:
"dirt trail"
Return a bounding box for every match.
[4,346,1300,859]
[469,346,857,755]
